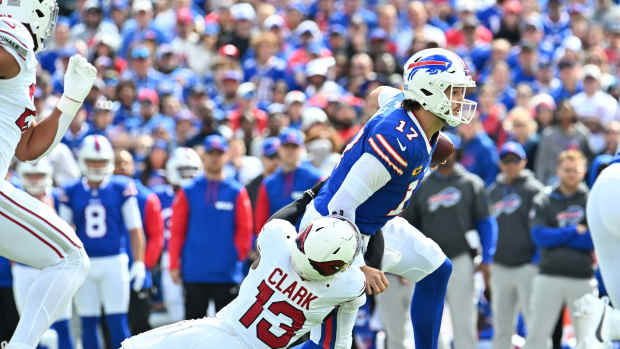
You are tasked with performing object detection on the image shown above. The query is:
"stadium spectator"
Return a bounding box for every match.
[121,45,164,91]
[504,107,540,172]
[224,138,262,186]
[169,135,252,319]
[458,118,500,186]
[535,100,590,185]
[551,59,582,103]
[570,64,619,154]
[119,0,169,59]
[71,0,120,47]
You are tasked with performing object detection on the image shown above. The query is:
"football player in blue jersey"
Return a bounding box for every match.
[152,147,202,325]
[114,150,165,335]
[299,48,478,349]
[58,135,146,349]
[11,160,75,349]
[573,151,620,348]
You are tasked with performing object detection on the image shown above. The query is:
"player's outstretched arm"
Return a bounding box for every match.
[15,55,96,161]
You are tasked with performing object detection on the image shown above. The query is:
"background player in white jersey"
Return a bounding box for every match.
[58,135,146,349]
[573,154,620,348]
[299,48,476,349]
[11,160,74,349]
[0,0,96,348]
[151,147,203,326]
[122,215,365,349]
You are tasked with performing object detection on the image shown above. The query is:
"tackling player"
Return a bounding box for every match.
[58,135,146,349]
[299,48,477,349]
[122,215,365,349]
[573,152,620,348]
[0,1,96,348]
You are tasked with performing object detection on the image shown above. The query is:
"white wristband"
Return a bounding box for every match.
[56,95,82,117]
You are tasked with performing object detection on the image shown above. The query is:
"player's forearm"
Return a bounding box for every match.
[129,228,146,262]
[476,216,498,263]
[15,107,66,161]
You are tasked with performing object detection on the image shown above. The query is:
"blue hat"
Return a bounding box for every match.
[131,45,150,59]
[499,141,526,159]
[279,128,304,146]
[262,137,280,157]
[329,24,346,37]
[111,0,128,10]
[204,134,228,152]
[369,28,387,41]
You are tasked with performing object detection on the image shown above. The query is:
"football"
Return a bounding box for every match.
[431,131,455,166]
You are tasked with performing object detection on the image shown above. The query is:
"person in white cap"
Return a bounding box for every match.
[570,64,619,154]
[229,2,256,57]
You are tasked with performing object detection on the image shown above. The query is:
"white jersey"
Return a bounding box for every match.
[0,16,37,178]
[217,219,366,349]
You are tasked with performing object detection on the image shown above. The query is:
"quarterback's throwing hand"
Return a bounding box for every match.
[361,266,389,295]
[63,54,97,104]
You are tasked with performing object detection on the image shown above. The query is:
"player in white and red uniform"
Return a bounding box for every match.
[572,154,620,349]
[0,1,96,348]
[11,159,74,349]
[122,216,366,349]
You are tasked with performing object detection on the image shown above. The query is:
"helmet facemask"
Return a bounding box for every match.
[83,159,113,182]
[441,84,478,127]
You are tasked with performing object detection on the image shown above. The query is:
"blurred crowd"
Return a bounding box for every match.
[26,0,619,188]
[1,0,620,348]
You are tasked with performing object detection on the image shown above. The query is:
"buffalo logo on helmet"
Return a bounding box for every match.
[407,54,453,80]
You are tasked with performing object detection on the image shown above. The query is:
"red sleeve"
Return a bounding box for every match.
[254,182,270,234]
[234,188,253,261]
[143,193,164,269]
[169,189,189,271]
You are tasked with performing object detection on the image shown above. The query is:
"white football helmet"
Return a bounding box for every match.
[291,215,361,281]
[0,0,58,53]
[166,147,202,187]
[403,48,477,127]
[78,135,115,182]
[17,159,53,196]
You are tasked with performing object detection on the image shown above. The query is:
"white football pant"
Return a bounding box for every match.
[121,318,246,349]
[0,180,89,349]
[74,253,130,316]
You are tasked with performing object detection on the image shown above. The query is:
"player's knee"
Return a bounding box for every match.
[433,257,452,284]
[65,248,90,282]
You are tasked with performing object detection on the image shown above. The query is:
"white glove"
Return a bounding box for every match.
[57,54,97,116]
[129,261,146,292]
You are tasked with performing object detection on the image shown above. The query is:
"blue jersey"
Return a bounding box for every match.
[153,184,175,244]
[59,175,138,257]
[314,94,437,234]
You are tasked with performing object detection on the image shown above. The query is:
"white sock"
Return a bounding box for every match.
[9,250,88,348]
